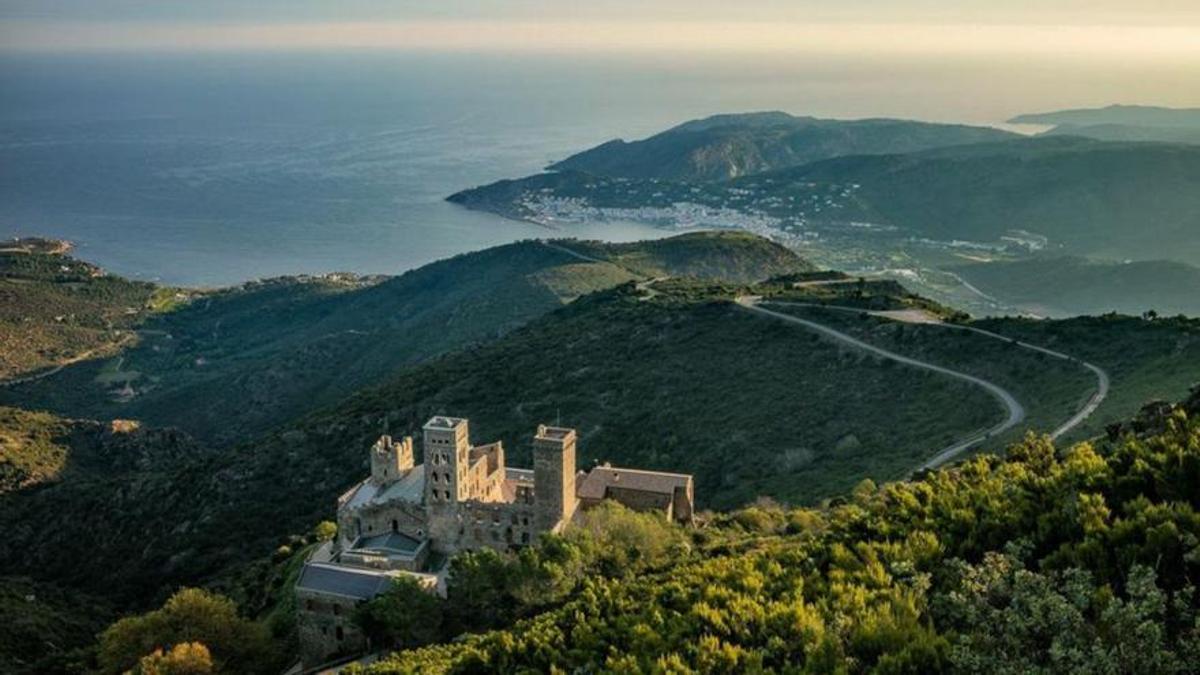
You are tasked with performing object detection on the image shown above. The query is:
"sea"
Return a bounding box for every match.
[0,50,1175,286]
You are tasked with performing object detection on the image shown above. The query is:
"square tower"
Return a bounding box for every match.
[533,424,577,531]
[370,435,414,486]
[423,416,470,505]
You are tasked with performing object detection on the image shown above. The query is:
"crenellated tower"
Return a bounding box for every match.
[370,435,414,485]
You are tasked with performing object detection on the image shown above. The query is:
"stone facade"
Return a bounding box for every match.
[295,415,695,668]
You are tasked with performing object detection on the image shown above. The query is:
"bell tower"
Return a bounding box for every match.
[422,416,470,505]
[533,424,577,531]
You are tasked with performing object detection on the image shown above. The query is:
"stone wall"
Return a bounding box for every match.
[296,588,366,667]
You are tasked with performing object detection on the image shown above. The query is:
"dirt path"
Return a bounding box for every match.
[0,332,136,388]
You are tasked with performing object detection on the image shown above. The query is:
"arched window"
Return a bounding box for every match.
[391,519,398,533]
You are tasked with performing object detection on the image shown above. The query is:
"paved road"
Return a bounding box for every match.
[764,301,1110,442]
[744,298,1111,469]
[736,297,1026,470]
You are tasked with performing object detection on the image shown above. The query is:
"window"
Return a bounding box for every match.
[306,600,314,611]
[336,626,344,641]
[391,519,398,533]
[333,605,341,616]
[521,532,531,544]
[444,472,451,483]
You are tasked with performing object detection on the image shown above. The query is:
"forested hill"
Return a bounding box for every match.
[360,385,1200,674]
[1,231,807,445]
[757,136,1200,263]
[547,111,1016,182]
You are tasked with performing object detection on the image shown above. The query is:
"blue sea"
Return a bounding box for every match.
[0,50,1151,286]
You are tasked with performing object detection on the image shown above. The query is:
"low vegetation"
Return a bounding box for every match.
[2,233,808,445]
[0,241,164,381]
[360,388,1200,673]
[951,256,1200,317]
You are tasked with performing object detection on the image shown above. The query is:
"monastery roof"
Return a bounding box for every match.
[578,465,693,500]
[295,563,400,600]
[353,531,424,556]
[342,466,425,511]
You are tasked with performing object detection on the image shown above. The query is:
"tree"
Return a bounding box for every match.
[97,588,278,675]
[355,577,443,649]
[313,520,338,542]
[132,642,214,675]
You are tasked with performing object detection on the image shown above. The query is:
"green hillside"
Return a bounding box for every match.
[0,239,171,381]
[1,233,808,445]
[950,257,1200,317]
[767,136,1200,263]
[362,387,1200,673]
[546,111,1016,182]
[6,270,1200,671]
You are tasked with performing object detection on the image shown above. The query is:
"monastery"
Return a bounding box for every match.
[295,415,694,665]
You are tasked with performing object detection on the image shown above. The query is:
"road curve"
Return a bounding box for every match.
[764,301,1110,442]
[735,297,1026,470]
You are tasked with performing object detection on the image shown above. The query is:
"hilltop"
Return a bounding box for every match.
[1,232,808,445]
[545,111,1016,182]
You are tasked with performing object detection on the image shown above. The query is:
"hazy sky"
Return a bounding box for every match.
[2,1,1199,56]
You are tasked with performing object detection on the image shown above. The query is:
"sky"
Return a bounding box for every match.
[1,1,1199,58]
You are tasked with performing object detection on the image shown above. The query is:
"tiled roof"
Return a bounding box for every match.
[578,466,693,500]
[295,563,397,600]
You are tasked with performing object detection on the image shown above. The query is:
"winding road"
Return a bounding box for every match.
[541,242,1110,472]
[734,297,1109,471]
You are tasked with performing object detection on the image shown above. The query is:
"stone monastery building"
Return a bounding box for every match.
[295,415,694,665]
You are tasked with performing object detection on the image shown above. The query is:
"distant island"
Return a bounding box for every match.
[1010,104,1200,144]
